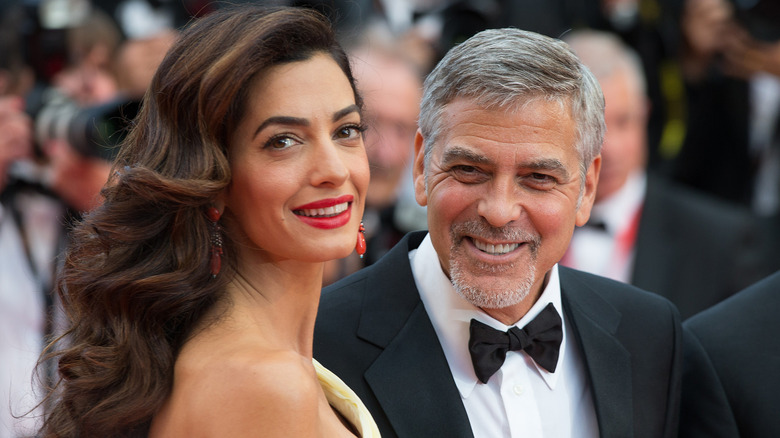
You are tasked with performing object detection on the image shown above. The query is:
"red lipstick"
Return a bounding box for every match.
[293,194,354,229]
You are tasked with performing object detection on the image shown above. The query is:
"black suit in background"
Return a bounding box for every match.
[631,174,770,319]
[314,231,683,438]
[670,76,754,206]
[680,270,780,437]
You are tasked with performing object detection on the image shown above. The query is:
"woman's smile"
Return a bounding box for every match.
[293,195,354,229]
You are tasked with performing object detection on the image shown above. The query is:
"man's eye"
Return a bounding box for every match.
[531,173,553,181]
[451,165,488,183]
[524,173,558,189]
[453,165,478,173]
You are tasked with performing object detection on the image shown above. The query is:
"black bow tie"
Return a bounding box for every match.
[468,303,563,384]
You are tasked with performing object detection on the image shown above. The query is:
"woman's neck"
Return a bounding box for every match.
[225,258,325,356]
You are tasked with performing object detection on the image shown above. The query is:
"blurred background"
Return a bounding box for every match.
[1,0,779,436]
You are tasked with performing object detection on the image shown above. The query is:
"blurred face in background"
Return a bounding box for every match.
[0,97,33,191]
[43,139,111,211]
[596,65,648,201]
[351,49,422,208]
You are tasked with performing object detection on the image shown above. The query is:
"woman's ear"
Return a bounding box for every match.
[214,190,227,215]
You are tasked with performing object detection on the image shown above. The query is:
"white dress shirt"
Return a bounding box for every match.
[751,73,780,216]
[0,204,44,437]
[410,234,598,437]
[0,188,62,437]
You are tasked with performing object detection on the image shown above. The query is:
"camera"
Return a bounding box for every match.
[34,89,141,161]
[16,0,139,161]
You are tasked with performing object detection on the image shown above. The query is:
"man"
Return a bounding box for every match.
[315,28,682,437]
[323,34,426,284]
[0,96,61,438]
[562,30,768,319]
[680,269,780,437]
[672,0,780,210]
[351,43,421,221]
[0,9,64,433]
[352,42,426,261]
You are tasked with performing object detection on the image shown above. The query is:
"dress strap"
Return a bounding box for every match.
[313,359,381,437]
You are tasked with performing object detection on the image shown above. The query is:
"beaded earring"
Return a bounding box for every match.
[355,221,366,259]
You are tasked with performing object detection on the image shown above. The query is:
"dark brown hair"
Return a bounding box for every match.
[38,5,360,437]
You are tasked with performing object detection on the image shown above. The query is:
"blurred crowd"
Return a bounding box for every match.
[1,0,779,436]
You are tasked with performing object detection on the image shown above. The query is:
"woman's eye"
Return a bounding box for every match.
[335,124,365,140]
[264,135,297,150]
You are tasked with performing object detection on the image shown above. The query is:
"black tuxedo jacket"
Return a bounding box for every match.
[314,231,683,438]
[631,174,767,319]
[680,270,780,437]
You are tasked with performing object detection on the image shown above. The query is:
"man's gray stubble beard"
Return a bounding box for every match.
[448,220,540,309]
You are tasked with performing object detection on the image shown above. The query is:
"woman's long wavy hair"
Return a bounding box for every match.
[37,5,360,437]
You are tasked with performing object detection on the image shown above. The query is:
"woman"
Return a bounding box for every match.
[39,6,379,437]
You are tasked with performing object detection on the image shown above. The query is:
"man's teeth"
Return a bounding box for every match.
[473,239,519,255]
[297,202,348,218]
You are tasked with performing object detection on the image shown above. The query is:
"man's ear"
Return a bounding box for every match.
[412,130,428,207]
[575,154,601,226]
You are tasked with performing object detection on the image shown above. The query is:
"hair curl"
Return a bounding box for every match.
[37,5,360,437]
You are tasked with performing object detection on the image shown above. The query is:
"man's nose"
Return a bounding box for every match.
[476,179,522,228]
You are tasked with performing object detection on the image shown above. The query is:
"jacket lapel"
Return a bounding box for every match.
[560,267,634,438]
[358,231,474,438]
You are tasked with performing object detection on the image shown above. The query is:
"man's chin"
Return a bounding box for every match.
[453,281,531,309]
[450,263,536,309]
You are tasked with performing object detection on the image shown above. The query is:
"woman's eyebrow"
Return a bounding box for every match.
[252,104,360,140]
[253,116,308,139]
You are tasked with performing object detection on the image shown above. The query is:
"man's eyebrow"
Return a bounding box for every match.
[440,146,491,166]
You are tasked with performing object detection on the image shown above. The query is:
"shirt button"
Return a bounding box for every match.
[513,384,524,395]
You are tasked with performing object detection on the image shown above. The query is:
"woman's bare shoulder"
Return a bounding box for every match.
[151,342,322,437]
[189,347,318,407]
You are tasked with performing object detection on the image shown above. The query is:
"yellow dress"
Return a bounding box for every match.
[313,359,381,438]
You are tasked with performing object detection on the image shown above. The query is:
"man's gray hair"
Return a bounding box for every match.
[419,28,605,181]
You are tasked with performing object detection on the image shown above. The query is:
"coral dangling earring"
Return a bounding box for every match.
[355,221,366,259]
[207,207,223,278]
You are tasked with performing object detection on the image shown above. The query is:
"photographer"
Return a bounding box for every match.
[0,6,64,435]
[672,0,780,215]
[30,2,176,213]
[0,2,170,434]
[37,91,139,212]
